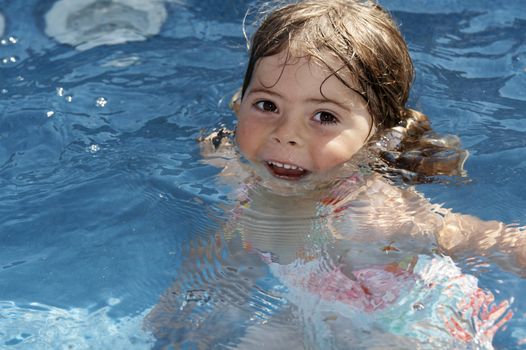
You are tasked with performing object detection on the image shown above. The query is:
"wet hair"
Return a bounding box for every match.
[239,0,468,182]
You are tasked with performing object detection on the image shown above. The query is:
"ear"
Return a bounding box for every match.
[229,88,242,116]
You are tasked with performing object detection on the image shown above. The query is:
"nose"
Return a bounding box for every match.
[272,116,303,147]
[273,136,298,146]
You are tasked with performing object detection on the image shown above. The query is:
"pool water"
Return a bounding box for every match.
[0,0,525,349]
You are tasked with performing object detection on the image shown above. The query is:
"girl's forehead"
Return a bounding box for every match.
[247,54,367,115]
[254,51,338,81]
[256,49,331,71]
[252,51,363,100]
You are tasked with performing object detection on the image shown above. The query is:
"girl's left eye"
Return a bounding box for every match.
[254,100,278,113]
[313,111,339,125]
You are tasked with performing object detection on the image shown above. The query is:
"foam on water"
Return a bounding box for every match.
[44,0,167,51]
[0,300,154,349]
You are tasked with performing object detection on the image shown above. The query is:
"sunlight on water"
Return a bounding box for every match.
[0,301,154,349]
[44,0,168,51]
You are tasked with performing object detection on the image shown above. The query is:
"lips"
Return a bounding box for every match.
[265,160,309,180]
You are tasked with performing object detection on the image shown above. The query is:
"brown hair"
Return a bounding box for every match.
[240,0,468,181]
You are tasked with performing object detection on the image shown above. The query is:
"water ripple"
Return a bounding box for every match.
[0,301,154,349]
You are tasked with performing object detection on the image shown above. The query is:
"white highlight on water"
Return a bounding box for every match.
[2,56,17,64]
[0,300,154,349]
[44,0,167,51]
[88,144,101,153]
[101,55,141,68]
[0,12,5,38]
[1,37,18,46]
[96,97,107,107]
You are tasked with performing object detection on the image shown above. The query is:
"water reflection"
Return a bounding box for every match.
[44,0,167,51]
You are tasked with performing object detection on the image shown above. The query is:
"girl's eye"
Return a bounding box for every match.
[314,111,339,125]
[255,100,278,113]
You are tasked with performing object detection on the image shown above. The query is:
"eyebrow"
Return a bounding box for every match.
[246,87,283,99]
[247,87,351,111]
[306,97,351,111]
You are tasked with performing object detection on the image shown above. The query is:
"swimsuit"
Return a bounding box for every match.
[265,254,512,349]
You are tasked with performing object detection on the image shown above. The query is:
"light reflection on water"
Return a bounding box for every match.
[0,0,524,349]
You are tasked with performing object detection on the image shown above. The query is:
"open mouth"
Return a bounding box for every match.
[265,160,310,180]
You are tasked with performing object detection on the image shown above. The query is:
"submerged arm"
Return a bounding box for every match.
[363,178,526,276]
[435,212,526,276]
[144,233,271,347]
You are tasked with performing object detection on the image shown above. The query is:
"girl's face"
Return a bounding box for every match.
[236,51,374,181]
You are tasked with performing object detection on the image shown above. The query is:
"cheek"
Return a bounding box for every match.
[313,136,365,170]
[235,118,262,157]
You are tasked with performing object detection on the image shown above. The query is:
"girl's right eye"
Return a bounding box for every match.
[254,100,278,113]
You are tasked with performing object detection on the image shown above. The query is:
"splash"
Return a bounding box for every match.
[44,0,167,51]
[0,300,154,349]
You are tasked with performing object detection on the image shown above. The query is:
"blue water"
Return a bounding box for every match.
[0,0,525,349]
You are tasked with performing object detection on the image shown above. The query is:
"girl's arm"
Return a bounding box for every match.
[144,233,271,346]
[436,211,526,276]
[358,177,525,276]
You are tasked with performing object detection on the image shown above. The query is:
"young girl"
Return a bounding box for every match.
[146,0,525,348]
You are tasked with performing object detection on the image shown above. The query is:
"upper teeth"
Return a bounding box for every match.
[268,161,304,171]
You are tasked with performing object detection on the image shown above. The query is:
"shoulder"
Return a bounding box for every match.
[332,173,443,237]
